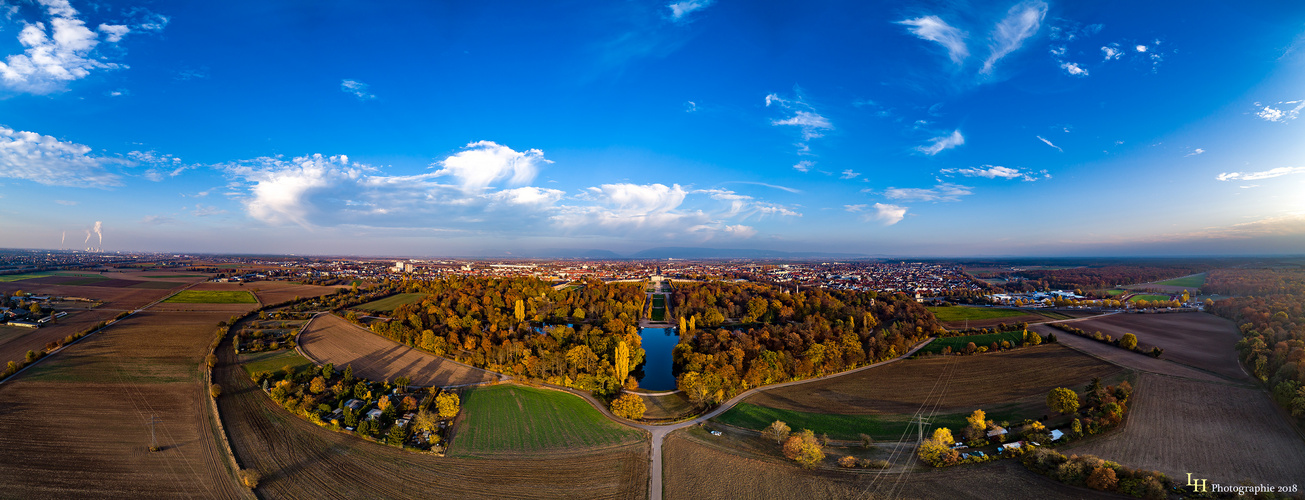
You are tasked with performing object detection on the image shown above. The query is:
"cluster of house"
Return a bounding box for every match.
[324,395,442,446]
[949,426,1066,460]
[0,295,65,328]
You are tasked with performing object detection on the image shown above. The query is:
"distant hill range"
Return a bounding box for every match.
[512,247,873,260]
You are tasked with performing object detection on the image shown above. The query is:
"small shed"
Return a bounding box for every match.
[1050,429,1064,441]
[999,442,1022,453]
[986,427,1007,438]
[345,399,364,411]
[365,408,383,421]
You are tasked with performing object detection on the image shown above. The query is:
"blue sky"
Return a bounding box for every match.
[0,0,1303,257]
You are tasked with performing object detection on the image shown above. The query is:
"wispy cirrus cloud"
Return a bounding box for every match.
[941,165,1048,181]
[341,79,376,100]
[793,160,814,173]
[1216,166,1305,182]
[981,1,1048,74]
[897,15,969,64]
[766,91,833,153]
[844,203,908,226]
[1036,135,1063,152]
[884,183,973,202]
[1254,100,1304,123]
[667,0,713,22]
[918,130,964,155]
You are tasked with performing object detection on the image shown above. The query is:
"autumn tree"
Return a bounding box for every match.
[514,298,526,323]
[762,420,791,444]
[610,392,646,420]
[1086,466,1118,491]
[963,409,986,442]
[917,427,959,467]
[436,391,460,418]
[1120,333,1138,350]
[309,376,327,394]
[782,430,824,468]
[615,340,631,382]
[1047,387,1080,415]
[413,409,439,433]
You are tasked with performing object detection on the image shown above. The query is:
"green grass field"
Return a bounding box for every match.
[920,330,1026,355]
[355,293,427,313]
[450,384,643,457]
[240,349,315,377]
[1129,294,1172,303]
[1154,273,1205,288]
[714,402,1021,441]
[144,274,209,278]
[1105,289,1127,296]
[651,294,666,321]
[927,306,1030,323]
[163,290,258,303]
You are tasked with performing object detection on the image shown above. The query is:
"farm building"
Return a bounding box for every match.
[999,442,1023,453]
[986,426,1007,438]
[1050,429,1064,441]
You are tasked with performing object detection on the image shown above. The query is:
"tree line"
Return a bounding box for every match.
[1206,268,1305,419]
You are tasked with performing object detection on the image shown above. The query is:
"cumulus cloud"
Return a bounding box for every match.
[1101,43,1123,60]
[1255,100,1304,123]
[917,129,965,155]
[0,126,125,187]
[1216,166,1305,182]
[884,183,972,202]
[897,15,969,64]
[432,141,550,193]
[1036,135,1063,152]
[0,1,165,94]
[667,0,713,21]
[873,203,908,225]
[1060,61,1088,76]
[981,1,1047,74]
[941,165,1046,181]
[340,79,376,100]
[488,186,566,207]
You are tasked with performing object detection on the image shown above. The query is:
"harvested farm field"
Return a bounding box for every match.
[450,384,644,457]
[1064,373,1305,486]
[0,282,174,311]
[1064,312,1248,381]
[246,281,343,305]
[0,311,243,498]
[1029,324,1228,383]
[744,343,1124,416]
[663,430,1115,500]
[927,306,1091,329]
[298,313,499,387]
[215,336,649,499]
[0,309,117,369]
[355,292,427,313]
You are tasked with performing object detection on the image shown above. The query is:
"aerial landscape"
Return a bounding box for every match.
[1,1,1303,499]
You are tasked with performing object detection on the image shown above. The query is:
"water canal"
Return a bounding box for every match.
[633,327,678,391]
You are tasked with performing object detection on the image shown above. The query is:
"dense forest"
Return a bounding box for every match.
[670,282,941,406]
[364,277,647,397]
[1206,268,1305,419]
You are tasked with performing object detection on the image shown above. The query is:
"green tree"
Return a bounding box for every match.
[762,420,791,444]
[353,381,369,400]
[321,363,334,379]
[1047,387,1080,415]
[436,392,460,418]
[1120,333,1138,350]
[610,392,646,420]
[387,423,408,446]
[343,364,354,383]
[395,376,411,393]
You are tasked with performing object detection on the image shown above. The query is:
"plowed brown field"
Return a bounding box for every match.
[216,334,648,499]
[1064,373,1305,485]
[298,313,499,387]
[663,430,1115,500]
[0,309,117,368]
[0,311,244,499]
[745,343,1124,415]
[1064,312,1247,381]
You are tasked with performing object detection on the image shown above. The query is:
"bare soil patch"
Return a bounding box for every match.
[745,343,1124,416]
[663,430,1113,500]
[298,313,498,388]
[1064,373,1305,485]
[0,309,117,367]
[1065,312,1247,381]
[1029,324,1230,384]
[216,335,648,499]
[0,282,172,310]
[249,282,342,305]
[0,311,243,498]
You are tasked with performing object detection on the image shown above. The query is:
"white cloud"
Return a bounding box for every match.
[668,0,713,21]
[0,126,124,187]
[0,2,163,94]
[981,1,1047,74]
[897,15,969,64]
[844,204,868,213]
[685,101,697,113]
[1216,167,1305,182]
[488,186,566,206]
[772,111,833,140]
[1036,135,1063,152]
[129,150,193,181]
[1135,44,1147,53]
[873,203,908,225]
[884,183,972,202]
[340,79,376,100]
[793,160,813,173]
[1101,44,1123,60]
[432,141,550,193]
[1185,148,1206,157]
[941,165,1045,181]
[192,204,226,217]
[917,129,964,155]
[766,91,833,152]
[840,169,860,180]
[1060,62,1088,76]
[1255,100,1304,122]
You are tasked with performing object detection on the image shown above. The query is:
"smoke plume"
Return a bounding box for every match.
[93,221,102,245]
[61,231,66,247]
[84,230,91,244]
